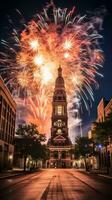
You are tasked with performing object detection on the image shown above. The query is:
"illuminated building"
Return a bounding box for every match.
[47,67,73,168]
[97,98,109,122]
[87,98,112,172]
[0,76,16,170]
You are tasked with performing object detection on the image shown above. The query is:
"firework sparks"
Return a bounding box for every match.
[0,4,104,134]
[29,39,39,51]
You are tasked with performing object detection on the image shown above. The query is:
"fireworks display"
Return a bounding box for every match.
[0,3,104,135]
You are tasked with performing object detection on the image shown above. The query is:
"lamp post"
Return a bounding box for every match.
[9,154,13,169]
[97,144,102,171]
[104,140,110,175]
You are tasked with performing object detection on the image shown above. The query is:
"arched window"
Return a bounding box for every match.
[57,120,62,127]
[55,105,64,115]
[58,105,62,115]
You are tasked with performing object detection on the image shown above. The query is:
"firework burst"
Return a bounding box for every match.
[0,3,104,134]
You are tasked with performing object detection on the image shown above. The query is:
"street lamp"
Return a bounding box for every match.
[9,154,13,169]
[97,144,103,171]
[9,154,13,160]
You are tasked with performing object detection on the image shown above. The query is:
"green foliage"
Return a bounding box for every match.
[93,122,107,144]
[15,123,47,170]
[93,111,112,145]
[74,136,93,159]
[31,143,49,160]
[16,123,46,142]
[39,145,50,161]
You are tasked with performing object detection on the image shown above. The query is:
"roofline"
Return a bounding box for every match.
[0,76,16,109]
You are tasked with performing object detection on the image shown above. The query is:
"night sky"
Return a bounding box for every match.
[0,0,112,136]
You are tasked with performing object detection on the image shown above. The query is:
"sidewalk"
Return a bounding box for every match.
[90,168,112,177]
[98,174,112,179]
[0,168,24,179]
[0,168,41,180]
[75,168,112,179]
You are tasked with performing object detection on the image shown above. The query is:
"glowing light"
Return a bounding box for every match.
[29,39,39,51]
[33,70,40,79]
[17,71,29,87]
[41,67,52,84]
[9,155,13,160]
[64,52,70,58]
[64,40,72,49]
[33,55,44,65]
[72,75,82,86]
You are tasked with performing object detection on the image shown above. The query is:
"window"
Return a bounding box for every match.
[57,120,63,127]
[58,105,63,115]
[54,120,65,127]
[54,122,56,126]
[55,105,64,115]
[58,96,62,100]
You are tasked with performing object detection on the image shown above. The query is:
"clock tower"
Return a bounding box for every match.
[47,66,73,168]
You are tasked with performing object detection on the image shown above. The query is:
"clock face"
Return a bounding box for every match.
[54,120,65,127]
[56,129,62,135]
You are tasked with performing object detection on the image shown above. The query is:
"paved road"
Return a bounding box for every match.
[0,169,112,200]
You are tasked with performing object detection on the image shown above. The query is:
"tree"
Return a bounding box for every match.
[74,136,93,171]
[93,114,112,174]
[31,143,49,164]
[15,123,46,171]
[16,123,46,142]
[93,109,112,147]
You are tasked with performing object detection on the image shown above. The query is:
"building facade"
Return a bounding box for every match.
[47,67,73,168]
[105,99,112,117]
[97,98,109,122]
[0,76,16,170]
[88,98,112,173]
[97,98,112,173]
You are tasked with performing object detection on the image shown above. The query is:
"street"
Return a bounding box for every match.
[0,169,112,200]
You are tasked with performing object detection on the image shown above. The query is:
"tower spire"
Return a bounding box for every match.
[55,66,64,90]
[58,65,62,77]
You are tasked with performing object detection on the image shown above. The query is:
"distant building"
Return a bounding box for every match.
[105,98,112,117]
[47,67,73,168]
[0,76,16,170]
[88,98,112,173]
[97,97,112,143]
[97,98,112,173]
[97,98,109,122]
